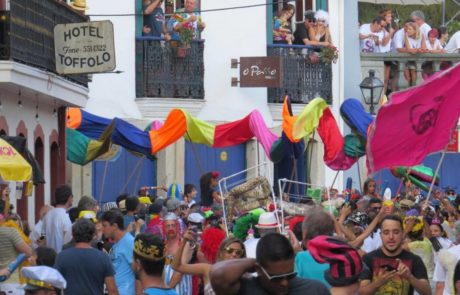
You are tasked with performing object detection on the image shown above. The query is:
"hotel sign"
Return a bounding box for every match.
[239,57,283,87]
[54,20,116,74]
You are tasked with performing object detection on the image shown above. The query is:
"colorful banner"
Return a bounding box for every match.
[367,64,460,173]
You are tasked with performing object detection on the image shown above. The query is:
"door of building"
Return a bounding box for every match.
[92,146,157,204]
[185,142,246,203]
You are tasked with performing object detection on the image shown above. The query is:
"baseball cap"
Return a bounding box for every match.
[188,212,205,223]
[166,199,181,211]
[304,9,315,19]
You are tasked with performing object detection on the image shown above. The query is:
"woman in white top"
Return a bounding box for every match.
[308,10,332,46]
[425,29,445,53]
[404,22,426,86]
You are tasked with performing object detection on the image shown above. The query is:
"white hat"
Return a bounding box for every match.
[164,212,178,221]
[188,212,205,223]
[256,212,280,229]
[22,266,67,290]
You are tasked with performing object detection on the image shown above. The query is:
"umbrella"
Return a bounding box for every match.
[359,0,442,4]
[0,138,32,182]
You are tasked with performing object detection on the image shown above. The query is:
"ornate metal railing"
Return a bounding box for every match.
[361,53,460,90]
[0,0,89,86]
[136,37,204,99]
[267,44,332,104]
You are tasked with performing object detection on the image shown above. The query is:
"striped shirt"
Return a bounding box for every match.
[163,255,192,295]
[0,226,23,268]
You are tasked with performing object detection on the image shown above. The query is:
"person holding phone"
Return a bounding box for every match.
[359,215,430,295]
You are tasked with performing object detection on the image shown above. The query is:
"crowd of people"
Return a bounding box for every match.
[2,171,460,295]
[142,0,205,44]
[359,9,460,93]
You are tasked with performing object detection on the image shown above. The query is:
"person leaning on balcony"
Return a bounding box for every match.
[443,31,460,53]
[379,10,398,95]
[403,22,427,87]
[293,10,329,47]
[167,0,205,43]
[438,26,449,48]
[308,10,332,47]
[273,4,295,45]
[359,16,385,53]
[143,0,171,41]
[410,10,431,39]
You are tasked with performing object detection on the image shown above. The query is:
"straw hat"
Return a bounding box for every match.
[70,0,88,11]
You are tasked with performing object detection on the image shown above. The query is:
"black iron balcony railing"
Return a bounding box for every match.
[267,44,332,104]
[136,37,204,99]
[0,0,89,86]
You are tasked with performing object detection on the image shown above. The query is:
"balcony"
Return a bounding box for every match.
[0,0,89,87]
[267,44,332,104]
[135,37,204,100]
[360,53,460,90]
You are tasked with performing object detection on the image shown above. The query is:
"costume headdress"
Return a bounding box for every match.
[134,239,165,261]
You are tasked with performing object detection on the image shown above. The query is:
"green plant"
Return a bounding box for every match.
[447,20,460,37]
[319,46,339,64]
[178,23,194,47]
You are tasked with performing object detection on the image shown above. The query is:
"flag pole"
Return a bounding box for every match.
[424,147,448,206]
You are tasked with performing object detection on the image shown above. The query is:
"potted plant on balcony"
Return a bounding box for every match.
[176,22,195,58]
[319,46,339,64]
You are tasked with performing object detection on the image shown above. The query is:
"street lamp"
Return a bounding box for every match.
[359,70,383,115]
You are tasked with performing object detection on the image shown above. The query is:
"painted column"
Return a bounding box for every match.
[323,0,363,191]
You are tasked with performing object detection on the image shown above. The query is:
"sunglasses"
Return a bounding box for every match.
[447,192,456,196]
[371,206,382,211]
[400,206,410,210]
[224,247,244,256]
[259,265,297,282]
[306,19,316,23]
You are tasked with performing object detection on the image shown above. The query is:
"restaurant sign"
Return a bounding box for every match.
[239,57,283,87]
[54,20,116,74]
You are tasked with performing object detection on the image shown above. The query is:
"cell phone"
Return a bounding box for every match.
[345,193,351,204]
[97,241,104,251]
[380,264,396,271]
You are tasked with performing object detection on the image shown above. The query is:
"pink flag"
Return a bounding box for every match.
[367,64,460,173]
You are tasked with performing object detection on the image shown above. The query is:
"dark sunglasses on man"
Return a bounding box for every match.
[259,264,297,282]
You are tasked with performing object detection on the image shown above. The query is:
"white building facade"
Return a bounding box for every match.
[79,0,363,200]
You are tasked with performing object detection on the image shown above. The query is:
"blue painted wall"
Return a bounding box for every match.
[92,147,157,203]
[373,153,460,195]
[185,141,246,202]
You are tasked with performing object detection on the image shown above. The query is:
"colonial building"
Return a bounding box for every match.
[0,0,89,225]
[75,0,362,202]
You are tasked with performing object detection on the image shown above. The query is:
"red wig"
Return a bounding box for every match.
[200,227,226,263]
[288,216,305,232]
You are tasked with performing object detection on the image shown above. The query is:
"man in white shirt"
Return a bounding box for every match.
[29,204,53,249]
[244,212,281,259]
[411,10,431,39]
[359,15,386,53]
[444,31,460,53]
[41,185,73,253]
[433,220,460,295]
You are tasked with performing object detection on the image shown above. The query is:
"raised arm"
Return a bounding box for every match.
[171,230,211,283]
[210,258,256,295]
[350,206,385,248]
[144,0,162,15]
